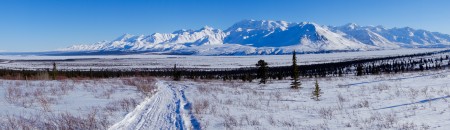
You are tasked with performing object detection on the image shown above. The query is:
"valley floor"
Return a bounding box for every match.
[1,69,449,129]
[111,69,450,130]
[0,48,444,70]
[0,77,155,129]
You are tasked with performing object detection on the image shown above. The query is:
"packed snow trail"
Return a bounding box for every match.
[109,81,201,130]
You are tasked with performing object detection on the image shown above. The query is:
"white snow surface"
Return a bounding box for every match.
[110,81,200,130]
[59,20,450,55]
[0,48,445,70]
[103,69,450,129]
[123,70,450,129]
[0,78,148,128]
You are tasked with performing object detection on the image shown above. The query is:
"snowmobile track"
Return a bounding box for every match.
[109,81,201,130]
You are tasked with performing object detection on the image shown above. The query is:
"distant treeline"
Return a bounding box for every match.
[1,49,449,81]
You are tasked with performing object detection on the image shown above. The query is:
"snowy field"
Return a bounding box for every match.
[0,77,156,129]
[110,70,450,129]
[1,48,450,129]
[0,48,446,70]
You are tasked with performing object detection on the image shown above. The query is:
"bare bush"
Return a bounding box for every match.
[3,114,38,130]
[197,85,210,94]
[56,81,75,95]
[52,110,109,130]
[239,114,249,126]
[318,107,334,120]
[104,103,120,115]
[352,100,370,108]
[383,113,397,128]
[337,93,346,102]
[5,86,23,104]
[274,90,282,101]
[97,88,115,99]
[115,98,139,112]
[280,119,296,127]
[37,96,53,112]
[209,104,218,115]
[193,99,210,115]
[242,100,258,109]
[267,115,276,126]
[222,114,238,129]
[249,118,261,126]
[1,110,110,130]
[408,88,419,99]
[122,77,156,97]
[398,122,418,130]
[224,99,233,105]
[373,83,390,92]
[421,87,429,97]
[0,79,142,130]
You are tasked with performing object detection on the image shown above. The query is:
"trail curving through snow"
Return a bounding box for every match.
[109,81,201,130]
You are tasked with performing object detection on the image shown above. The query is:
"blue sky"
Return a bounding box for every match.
[1,0,449,51]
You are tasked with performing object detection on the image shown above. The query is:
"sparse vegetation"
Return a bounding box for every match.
[185,68,447,129]
[1,50,450,129]
[0,78,149,129]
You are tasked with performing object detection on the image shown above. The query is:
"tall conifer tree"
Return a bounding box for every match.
[256,60,268,84]
[291,51,301,89]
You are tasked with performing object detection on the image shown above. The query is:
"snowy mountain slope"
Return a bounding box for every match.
[332,23,450,48]
[333,23,401,48]
[61,20,450,55]
[380,27,450,46]
[62,26,227,52]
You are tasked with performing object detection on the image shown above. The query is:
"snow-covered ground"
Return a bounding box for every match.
[1,48,450,129]
[110,81,200,130]
[107,70,450,129]
[179,70,450,129]
[1,69,449,129]
[0,77,156,129]
[0,48,445,70]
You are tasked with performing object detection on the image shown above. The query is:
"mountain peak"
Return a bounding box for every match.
[113,34,134,41]
[340,23,359,30]
[61,20,450,55]
[172,29,194,34]
[198,25,215,31]
[226,19,291,31]
[347,23,358,29]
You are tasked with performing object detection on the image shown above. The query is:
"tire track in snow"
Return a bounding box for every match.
[109,81,201,130]
[179,88,201,130]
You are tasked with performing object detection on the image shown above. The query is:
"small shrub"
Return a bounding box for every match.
[318,107,334,120]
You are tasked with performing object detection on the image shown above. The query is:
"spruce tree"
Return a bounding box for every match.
[356,64,363,76]
[52,62,57,80]
[338,68,343,77]
[312,79,322,101]
[89,68,93,79]
[291,51,301,89]
[256,59,268,84]
[173,64,181,81]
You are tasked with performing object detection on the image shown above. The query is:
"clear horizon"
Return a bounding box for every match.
[1,0,450,52]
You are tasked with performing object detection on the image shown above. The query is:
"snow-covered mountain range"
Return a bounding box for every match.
[61,20,450,55]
